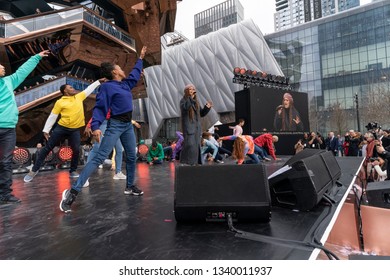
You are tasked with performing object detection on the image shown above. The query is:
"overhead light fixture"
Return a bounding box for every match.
[232,67,291,90]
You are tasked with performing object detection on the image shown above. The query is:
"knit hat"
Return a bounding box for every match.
[184,84,195,92]
[283,92,293,102]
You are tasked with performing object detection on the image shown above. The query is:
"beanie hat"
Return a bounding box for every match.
[283,92,293,102]
[184,84,195,92]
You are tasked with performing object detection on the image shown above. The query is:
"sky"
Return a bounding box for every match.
[175,0,372,39]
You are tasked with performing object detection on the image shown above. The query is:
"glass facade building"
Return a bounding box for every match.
[194,0,244,38]
[275,0,360,31]
[266,0,390,133]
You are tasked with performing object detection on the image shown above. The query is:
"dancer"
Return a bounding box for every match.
[24,78,103,182]
[60,46,147,213]
[0,50,50,203]
[218,135,260,165]
[253,133,280,161]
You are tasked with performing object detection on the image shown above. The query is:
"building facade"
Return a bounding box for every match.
[266,0,390,133]
[275,0,360,31]
[194,0,244,38]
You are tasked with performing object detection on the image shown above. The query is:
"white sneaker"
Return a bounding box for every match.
[113,171,126,180]
[98,164,103,169]
[83,179,90,188]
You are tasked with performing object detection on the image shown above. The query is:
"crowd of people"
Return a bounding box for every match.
[2,47,388,214]
[293,128,390,181]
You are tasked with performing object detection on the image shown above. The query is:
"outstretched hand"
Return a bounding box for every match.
[293,116,301,124]
[139,46,147,59]
[38,50,51,58]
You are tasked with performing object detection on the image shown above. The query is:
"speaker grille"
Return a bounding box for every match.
[174,164,271,222]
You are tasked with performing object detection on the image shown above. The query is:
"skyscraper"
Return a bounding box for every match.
[194,0,244,38]
[275,0,360,31]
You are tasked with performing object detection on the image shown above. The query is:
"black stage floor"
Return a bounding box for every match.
[0,157,362,260]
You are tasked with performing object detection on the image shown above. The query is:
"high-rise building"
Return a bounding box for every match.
[275,0,360,31]
[266,0,390,132]
[194,0,244,38]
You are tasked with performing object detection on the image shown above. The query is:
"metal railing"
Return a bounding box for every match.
[15,76,144,121]
[0,6,135,49]
[15,76,98,107]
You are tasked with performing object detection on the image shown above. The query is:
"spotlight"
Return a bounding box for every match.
[233,67,241,75]
[57,146,73,169]
[12,147,31,174]
[239,68,246,75]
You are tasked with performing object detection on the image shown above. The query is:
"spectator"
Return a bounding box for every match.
[147,140,164,165]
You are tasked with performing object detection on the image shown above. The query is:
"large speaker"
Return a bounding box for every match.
[283,148,324,166]
[268,150,341,211]
[366,181,390,209]
[174,165,271,223]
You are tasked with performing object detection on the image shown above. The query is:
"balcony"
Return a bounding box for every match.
[0,6,135,51]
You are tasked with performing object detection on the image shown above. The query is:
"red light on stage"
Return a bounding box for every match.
[13,147,30,165]
[233,67,241,74]
[12,147,31,174]
[58,146,72,169]
[239,68,246,75]
[58,146,72,161]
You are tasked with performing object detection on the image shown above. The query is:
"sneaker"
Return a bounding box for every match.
[98,164,103,169]
[24,170,39,182]
[0,194,21,204]
[264,157,272,162]
[124,185,144,196]
[59,189,77,213]
[83,179,90,188]
[69,171,79,178]
[113,172,126,180]
[216,160,224,164]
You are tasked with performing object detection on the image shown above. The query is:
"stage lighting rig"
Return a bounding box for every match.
[232,67,291,90]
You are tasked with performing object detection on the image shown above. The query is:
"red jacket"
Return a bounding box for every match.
[254,133,277,160]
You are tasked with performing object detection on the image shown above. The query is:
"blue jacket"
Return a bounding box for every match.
[0,54,42,128]
[91,59,143,131]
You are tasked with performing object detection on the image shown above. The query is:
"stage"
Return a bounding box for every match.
[0,156,362,260]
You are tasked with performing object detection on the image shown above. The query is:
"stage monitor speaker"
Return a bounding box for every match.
[366,181,390,209]
[268,151,341,211]
[174,165,271,223]
[283,148,325,167]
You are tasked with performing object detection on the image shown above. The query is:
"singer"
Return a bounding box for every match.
[179,84,212,165]
[273,92,303,131]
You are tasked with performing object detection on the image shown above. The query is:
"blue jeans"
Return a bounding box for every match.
[87,120,123,173]
[72,119,136,192]
[0,128,16,197]
[32,124,80,173]
[244,153,261,164]
[254,144,268,159]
